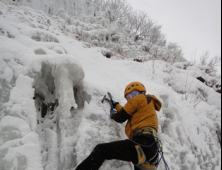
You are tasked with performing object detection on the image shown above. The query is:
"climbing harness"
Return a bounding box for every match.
[131,128,171,170]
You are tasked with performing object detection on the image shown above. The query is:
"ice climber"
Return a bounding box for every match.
[75,82,162,170]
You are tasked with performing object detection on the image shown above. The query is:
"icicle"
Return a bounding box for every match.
[53,64,77,118]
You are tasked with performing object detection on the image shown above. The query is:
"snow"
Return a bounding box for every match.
[1,67,13,83]
[0,1,221,170]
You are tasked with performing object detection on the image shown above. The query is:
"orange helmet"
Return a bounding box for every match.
[124,82,146,97]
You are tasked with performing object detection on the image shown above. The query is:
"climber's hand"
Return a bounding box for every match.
[110,109,117,119]
[111,100,119,109]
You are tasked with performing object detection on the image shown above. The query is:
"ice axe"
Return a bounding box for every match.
[101,92,114,110]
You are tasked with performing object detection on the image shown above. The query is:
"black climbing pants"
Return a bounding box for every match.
[75,137,158,170]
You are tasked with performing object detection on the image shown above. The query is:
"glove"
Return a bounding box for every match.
[110,109,117,119]
[111,100,119,109]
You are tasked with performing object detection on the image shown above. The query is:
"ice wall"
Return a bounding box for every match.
[0,34,85,170]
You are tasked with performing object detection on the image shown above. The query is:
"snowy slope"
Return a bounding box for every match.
[0,2,221,170]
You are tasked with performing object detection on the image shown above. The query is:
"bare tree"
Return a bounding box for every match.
[100,0,132,22]
[167,43,184,62]
[208,56,221,68]
[200,51,210,66]
[132,11,150,41]
[199,52,221,76]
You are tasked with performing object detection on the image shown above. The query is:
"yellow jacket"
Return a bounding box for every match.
[113,94,162,139]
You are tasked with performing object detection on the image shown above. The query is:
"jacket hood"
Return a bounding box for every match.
[147,95,162,111]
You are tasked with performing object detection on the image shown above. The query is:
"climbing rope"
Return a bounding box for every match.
[155,139,171,170]
[155,149,171,170]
